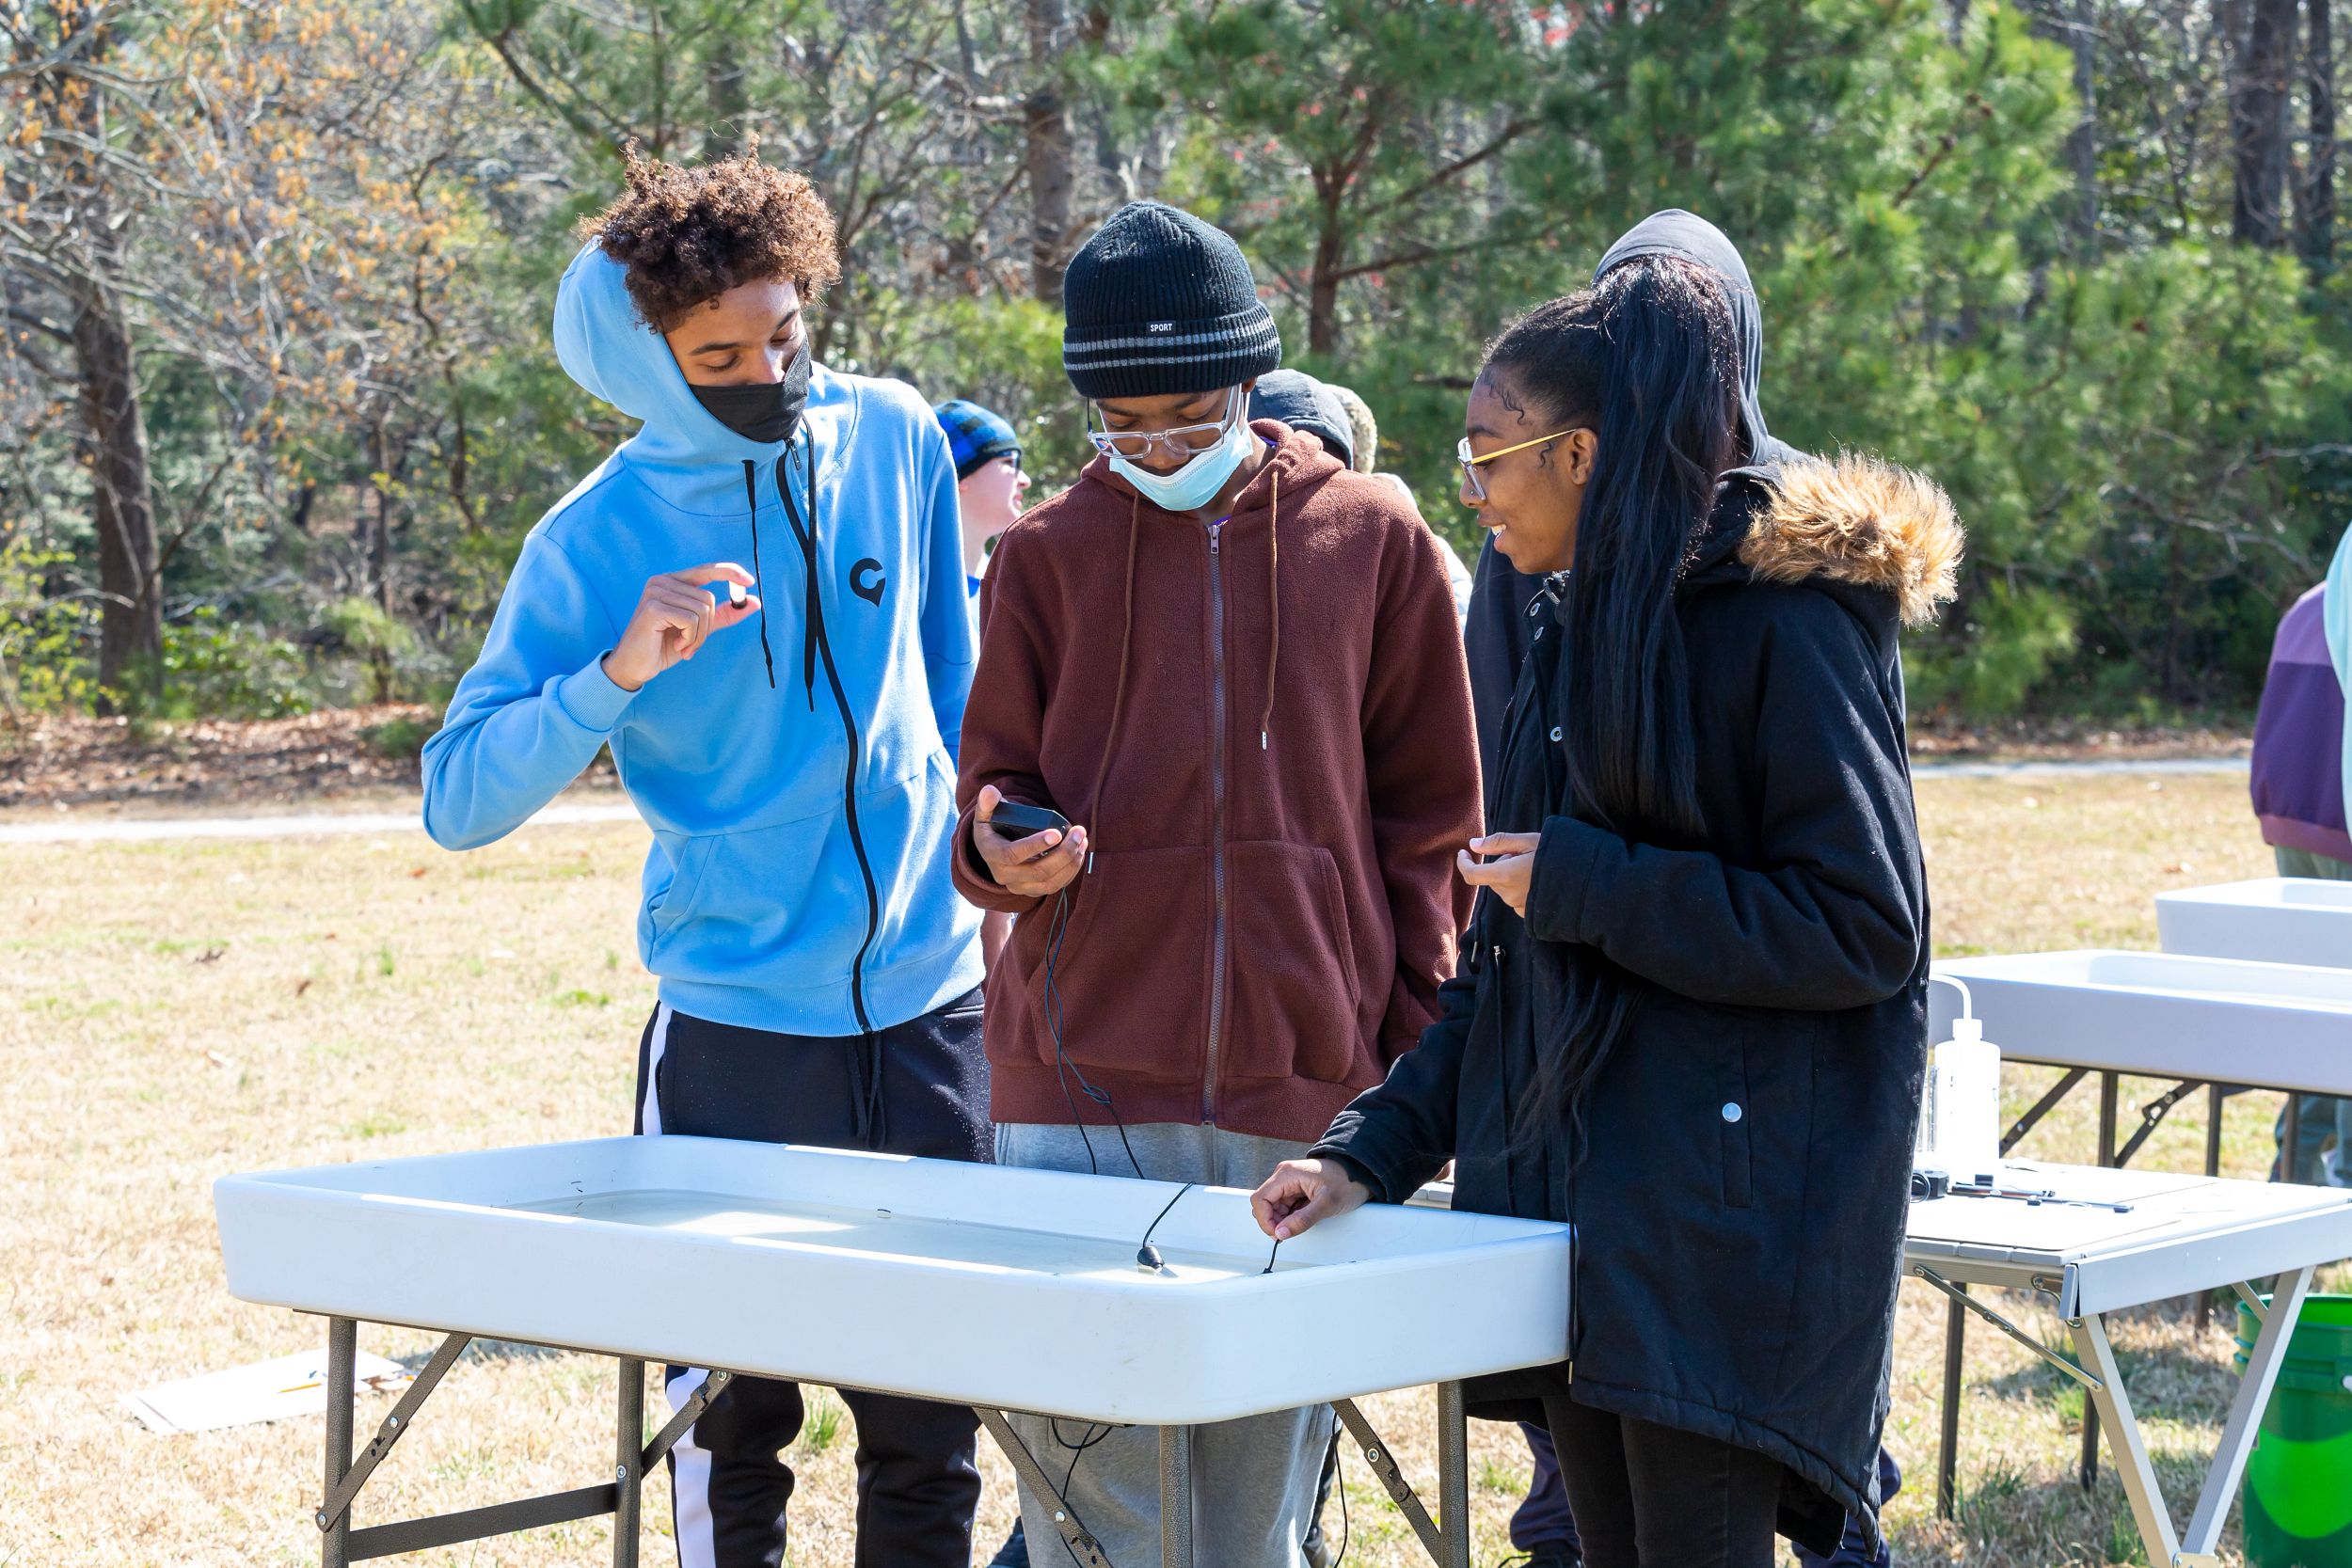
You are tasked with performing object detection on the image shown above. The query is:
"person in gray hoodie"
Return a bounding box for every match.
[1465,211,1796,766]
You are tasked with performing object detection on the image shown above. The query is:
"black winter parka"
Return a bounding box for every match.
[1313,454,1963,1554]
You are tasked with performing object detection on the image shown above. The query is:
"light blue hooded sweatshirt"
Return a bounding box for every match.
[421,242,982,1036]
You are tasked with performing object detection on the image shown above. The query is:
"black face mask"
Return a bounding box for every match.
[690,339,811,444]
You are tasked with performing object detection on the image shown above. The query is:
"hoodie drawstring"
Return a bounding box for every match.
[741,461,776,689]
[1084,492,1144,872]
[775,435,821,708]
[1260,468,1280,751]
[1089,457,1283,854]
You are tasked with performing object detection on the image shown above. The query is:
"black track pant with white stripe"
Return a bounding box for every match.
[633,990,991,1568]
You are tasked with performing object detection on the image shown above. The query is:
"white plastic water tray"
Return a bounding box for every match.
[1904,1161,2352,1318]
[1930,951,2352,1094]
[215,1137,1572,1425]
[2157,879,2352,970]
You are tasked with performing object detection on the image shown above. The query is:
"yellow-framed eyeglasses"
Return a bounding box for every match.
[1456,430,1581,502]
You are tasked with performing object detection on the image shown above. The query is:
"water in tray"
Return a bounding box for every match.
[516,1187,1282,1283]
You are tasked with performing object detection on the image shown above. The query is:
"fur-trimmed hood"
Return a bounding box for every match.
[1714,453,1963,627]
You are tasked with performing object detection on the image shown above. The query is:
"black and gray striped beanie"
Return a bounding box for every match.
[1061,202,1282,400]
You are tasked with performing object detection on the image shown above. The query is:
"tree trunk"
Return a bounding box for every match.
[369,420,395,614]
[44,10,159,704]
[703,55,749,161]
[71,275,161,701]
[2234,0,2296,245]
[2301,0,2337,265]
[2026,0,2100,245]
[1309,188,1345,356]
[2066,0,2099,246]
[1025,0,1074,304]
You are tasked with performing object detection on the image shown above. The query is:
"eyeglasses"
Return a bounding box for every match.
[1456,429,1581,502]
[1087,387,1244,462]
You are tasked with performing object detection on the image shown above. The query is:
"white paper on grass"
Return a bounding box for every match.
[121,1348,410,1434]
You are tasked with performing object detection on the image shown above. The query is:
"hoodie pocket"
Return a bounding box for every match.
[1225,840,1360,1084]
[645,833,712,942]
[1013,846,1211,1085]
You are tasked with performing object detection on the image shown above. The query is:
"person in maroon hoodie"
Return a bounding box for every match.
[950,200,1480,1564]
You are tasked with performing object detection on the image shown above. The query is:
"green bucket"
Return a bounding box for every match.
[2234,1295,2352,1568]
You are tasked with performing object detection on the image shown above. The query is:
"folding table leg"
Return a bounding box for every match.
[613,1358,644,1568]
[2201,1085,2227,1328]
[2203,1085,2225,1179]
[1438,1382,1470,1568]
[2178,1266,2315,1563]
[974,1409,1112,1568]
[2085,1070,2118,1492]
[1159,1424,1193,1568]
[1334,1393,1471,1568]
[323,1316,357,1568]
[1936,1289,1966,1519]
[2074,1312,2183,1568]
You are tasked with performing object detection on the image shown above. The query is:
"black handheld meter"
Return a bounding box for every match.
[987,800,1071,839]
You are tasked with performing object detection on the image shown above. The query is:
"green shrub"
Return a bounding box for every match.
[0,544,100,719]
[317,596,446,705]
[117,609,311,721]
[361,713,440,760]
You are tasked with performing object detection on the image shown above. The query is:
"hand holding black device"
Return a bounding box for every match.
[984,800,1071,839]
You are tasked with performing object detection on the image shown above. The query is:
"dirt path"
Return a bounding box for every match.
[0,755,2254,845]
[1914,756,2249,778]
[0,797,640,845]
[0,707,2250,844]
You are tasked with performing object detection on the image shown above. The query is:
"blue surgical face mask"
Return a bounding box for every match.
[1111,404,1257,514]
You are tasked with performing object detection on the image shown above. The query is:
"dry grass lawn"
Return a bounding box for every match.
[0,770,2339,1567]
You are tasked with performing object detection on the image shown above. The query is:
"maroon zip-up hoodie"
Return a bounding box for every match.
[952,421,1481,1145]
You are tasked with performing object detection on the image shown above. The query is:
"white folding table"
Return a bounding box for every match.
[215,1135,1573,1568]
[1926,950,2352,1510]
[1412,1162,2352,1568]
[1907,1162,2352,1568]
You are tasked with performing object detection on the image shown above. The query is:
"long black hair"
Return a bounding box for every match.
[1485,255,1743,1135]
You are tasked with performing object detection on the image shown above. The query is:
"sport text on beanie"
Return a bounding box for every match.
[1061,201,1282,401]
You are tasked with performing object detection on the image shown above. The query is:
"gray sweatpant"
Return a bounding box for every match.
[994,1121,1331,1568]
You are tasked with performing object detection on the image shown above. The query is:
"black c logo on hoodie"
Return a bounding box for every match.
[850,558,886,607]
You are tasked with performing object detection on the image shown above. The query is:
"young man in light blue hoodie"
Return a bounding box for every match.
[421,149,987,1568]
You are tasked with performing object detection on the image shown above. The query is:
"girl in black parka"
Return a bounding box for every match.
[1253,258,1962,1566]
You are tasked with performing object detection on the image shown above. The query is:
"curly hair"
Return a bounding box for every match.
[582,141,842,334]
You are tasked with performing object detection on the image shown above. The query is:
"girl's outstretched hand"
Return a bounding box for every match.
[1251,1159,1370,1242]
[1459,831,1540,917]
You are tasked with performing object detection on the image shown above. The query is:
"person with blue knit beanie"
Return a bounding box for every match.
[933,398,1029,600]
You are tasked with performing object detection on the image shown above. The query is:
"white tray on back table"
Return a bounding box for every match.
[2157,878,2352,971]
[1928,948,2352,1180]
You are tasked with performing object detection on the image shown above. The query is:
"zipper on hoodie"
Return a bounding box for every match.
[776,438,880,1035]
[1203,517,1230,1125]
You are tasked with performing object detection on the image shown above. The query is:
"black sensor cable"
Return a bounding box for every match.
[1041,885,1147,1181]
